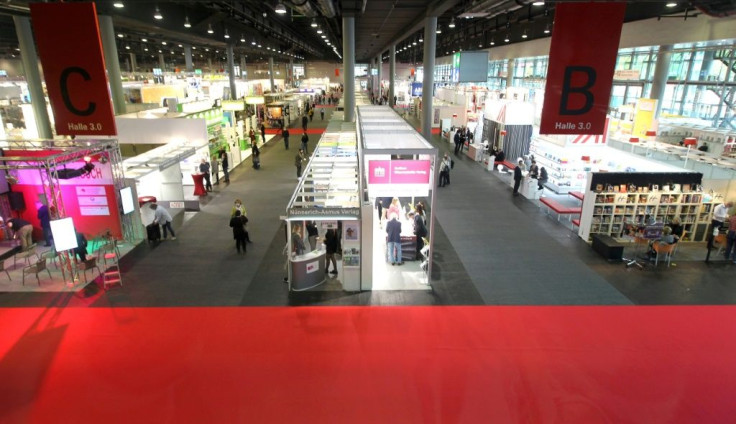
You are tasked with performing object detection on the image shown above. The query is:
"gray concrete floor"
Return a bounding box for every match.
[1,106,734,308]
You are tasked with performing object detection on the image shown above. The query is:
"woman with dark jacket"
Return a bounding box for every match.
[324,229,338,275]
[538,166,548,191]
[413,203,428,259]
[229,210,248,254]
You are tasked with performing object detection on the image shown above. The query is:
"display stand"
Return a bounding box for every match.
[578,172,711,242]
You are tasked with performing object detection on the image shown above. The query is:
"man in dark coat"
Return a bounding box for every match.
[513,159,523,196]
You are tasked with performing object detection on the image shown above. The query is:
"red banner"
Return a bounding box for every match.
[30,2,117,136]
[540,3,626,135]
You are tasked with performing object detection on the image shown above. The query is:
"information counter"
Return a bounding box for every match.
[467,143,485,162]
[290,250,327,291]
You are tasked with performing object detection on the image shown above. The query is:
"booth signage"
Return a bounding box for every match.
[289,208,360,217]
[539,2,626,135]
[368,160,431,185]
[29,3,117,136]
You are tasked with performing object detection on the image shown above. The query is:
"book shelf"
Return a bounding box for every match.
[584,190,715,242]
[529,139,593,194]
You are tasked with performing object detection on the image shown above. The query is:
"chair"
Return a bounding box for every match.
[22,258,52,286]
[652,241,677,267]
[713,234,727,256]
[672,230,688,255]
[0,259,11,280]
[14,243,39,268]
[76,257,101,284]
[39,248,59,268]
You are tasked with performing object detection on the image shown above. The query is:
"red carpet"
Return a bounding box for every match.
[265,128,325,135]
[1,306,734,423]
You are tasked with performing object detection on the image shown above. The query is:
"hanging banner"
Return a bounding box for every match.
[30,2,117,136]
[539,2,626,135]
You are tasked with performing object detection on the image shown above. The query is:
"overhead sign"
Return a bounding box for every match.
[539,2,626,135]
[30,2,117,136]
[221,100,246,111]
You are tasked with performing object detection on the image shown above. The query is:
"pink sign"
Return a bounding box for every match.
[368,160,431,185]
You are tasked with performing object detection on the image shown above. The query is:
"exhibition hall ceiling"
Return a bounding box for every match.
[0,1,732,63]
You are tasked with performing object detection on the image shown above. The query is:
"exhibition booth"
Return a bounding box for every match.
[358,105,438,290]
[284,104,438,292]
[285,113,361,291]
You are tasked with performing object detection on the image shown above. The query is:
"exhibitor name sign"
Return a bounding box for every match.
[289,208,360,217]
[539,3,626,135]
[30,2,117,136]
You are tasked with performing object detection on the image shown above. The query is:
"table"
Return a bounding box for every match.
[191,174,207,196]
[290,250,326,291]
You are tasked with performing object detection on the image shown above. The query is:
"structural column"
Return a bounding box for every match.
[421,16,437,141]
[377,55,382,98]
[14,16,53,138]
[98,15,127,116]
[240,56,247,80]
[184,45,194,72]
[129,53,137,73]
[649,44,673,119]
[158,53,166,71]
[342,16,356,122]
[288,59,294,87]
[227,44,237,99]
[268,56,276,92]
[506,58,515,89]
[389,44,396,107]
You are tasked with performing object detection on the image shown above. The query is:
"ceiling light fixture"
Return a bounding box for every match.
[117,33,124,38]
[666,2,677,7]
[125,44,130,50]
[207,24,214,34]
[252,39,257,45]
[161,41,167,45]
[113,2,124,8]
[311,19,318,28]
[275,2,287,14]
[240,34,246,43]
[490,37,495,46]
[532,1,545,5]
[522,30,528,39]
[154,5,163,20]
[448,18,456,28]
[504,33,510,42]
[544,24,551,34]
[184,16,191,28]
[224,29,230,39]
[317,29,323,34]
[141,38,147,42]
[436,26,442,34]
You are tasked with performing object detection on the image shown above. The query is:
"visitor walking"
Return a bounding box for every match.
[229,210,248,254]
[513,159,524,196]
[282,127,290,150]
[320,108,325,121]
[301,132,309,154]
[295,149,306,178]
[302,115,308,131]
[386,213,403,265]
[260,123,266,144]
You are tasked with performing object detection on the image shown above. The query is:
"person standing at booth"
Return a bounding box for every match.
[513,160,523,196]
[7,217,34,250]
[219,148,230,183]
[260,123,266,144]
[200,158,212,192]
[37,204,53,246]
[386,213,403,266]
[151,203,176,240]
[211,154,220,185]
[324,229,338,275]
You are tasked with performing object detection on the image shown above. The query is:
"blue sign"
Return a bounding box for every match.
[410,82,423,97]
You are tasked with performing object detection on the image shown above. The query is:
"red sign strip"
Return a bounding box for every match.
[540,3,626,135]
[30,3,117,136]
